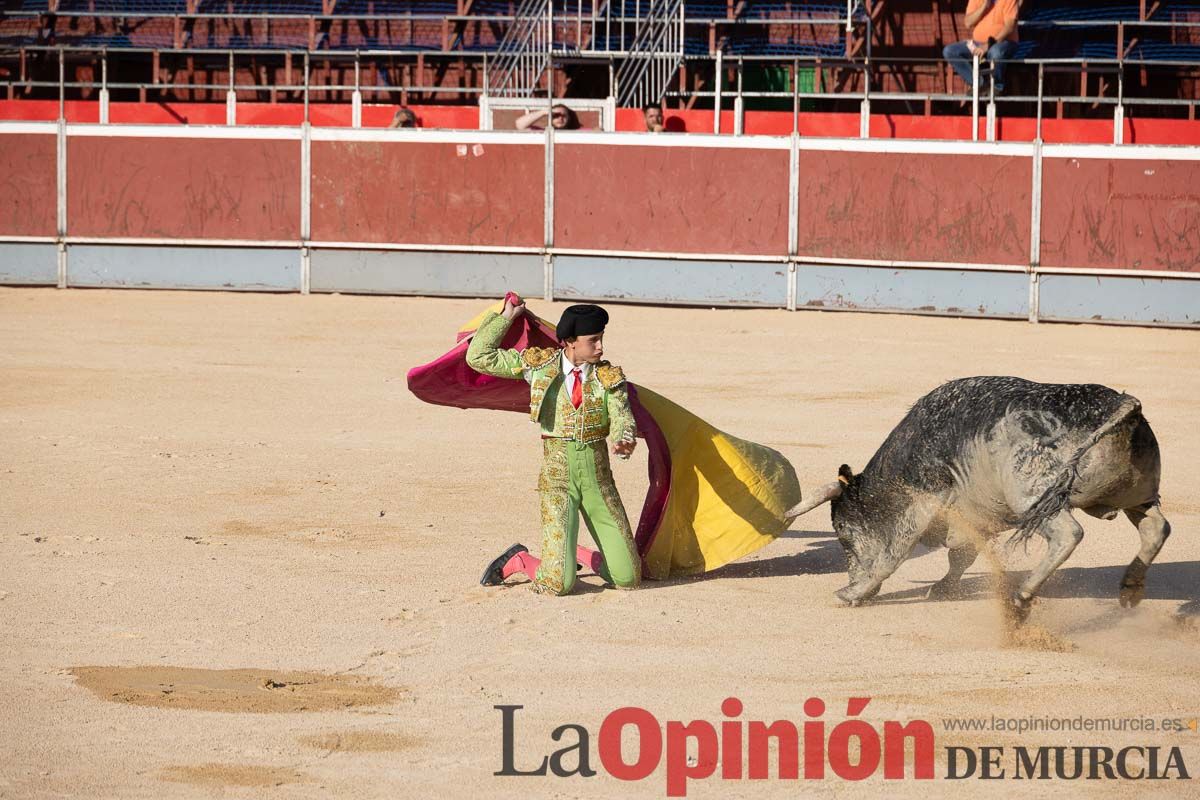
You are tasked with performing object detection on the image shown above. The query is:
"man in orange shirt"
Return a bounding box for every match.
[943,0,1021,93]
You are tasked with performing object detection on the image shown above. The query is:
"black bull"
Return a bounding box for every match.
[788,377,1170,621]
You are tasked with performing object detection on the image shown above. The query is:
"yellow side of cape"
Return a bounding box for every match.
[633,386,801,578]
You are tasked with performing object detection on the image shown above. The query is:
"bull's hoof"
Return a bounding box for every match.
[835,585,869,606]
[1006,592,1033,625]
[1119,581,1145,608]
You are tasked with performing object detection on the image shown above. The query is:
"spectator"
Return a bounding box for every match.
[389,107,418,128]
[515,104,581,131]
[943,0,1021,93]
[642,103,664,132]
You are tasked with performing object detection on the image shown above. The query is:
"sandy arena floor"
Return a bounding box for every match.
[2,287,1198,799]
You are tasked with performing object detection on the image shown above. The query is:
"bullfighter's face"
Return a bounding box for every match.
[564,332,604,365]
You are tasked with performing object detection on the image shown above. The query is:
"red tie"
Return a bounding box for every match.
[571,368,583,409]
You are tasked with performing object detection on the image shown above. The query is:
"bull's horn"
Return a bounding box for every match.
[785,479,844,519]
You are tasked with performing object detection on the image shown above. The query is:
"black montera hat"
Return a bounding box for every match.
[556,304,609,341]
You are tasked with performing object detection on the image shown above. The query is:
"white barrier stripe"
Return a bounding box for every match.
[309,128,540,145]
[552,247,791,262]
[793,255,1029,272]
[1034,266,1200,280]
[554,131,791,149]
[1045,143,1200,161]
[0,121,59,134]
[311,241,541,254]
[62,236,303,247]
[795,137,1037,157]
[64,124,304,140]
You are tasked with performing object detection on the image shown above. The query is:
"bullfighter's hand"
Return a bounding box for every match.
[612,439,637,459]
[501,294,526,320]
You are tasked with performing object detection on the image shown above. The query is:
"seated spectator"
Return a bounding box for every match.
[942,0,1021,93]
[515,104,581,131]
[389,107,418,128]
[643,103,664,133]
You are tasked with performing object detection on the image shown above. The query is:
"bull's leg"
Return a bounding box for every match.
[1011,509,1084,623]
[1119,503,1171,608]
[926,543,978,601]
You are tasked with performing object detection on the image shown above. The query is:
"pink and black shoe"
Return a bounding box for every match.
[480,543,528,586]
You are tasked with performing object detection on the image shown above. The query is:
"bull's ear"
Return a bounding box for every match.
[838,464,855,482]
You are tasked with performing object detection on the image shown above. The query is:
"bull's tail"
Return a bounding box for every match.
[1008,394,1143,547]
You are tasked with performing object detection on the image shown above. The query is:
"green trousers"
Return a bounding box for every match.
[534,438,641,595]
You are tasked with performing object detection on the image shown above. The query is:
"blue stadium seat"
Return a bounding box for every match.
[1022,2,1140,23]
[10,0,52,12]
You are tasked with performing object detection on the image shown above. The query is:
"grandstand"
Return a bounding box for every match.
[0,0,1197,125]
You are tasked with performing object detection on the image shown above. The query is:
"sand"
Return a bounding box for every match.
[1,287,1198,799]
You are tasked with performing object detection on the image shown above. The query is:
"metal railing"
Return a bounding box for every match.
[2,46,1196,134]
[613,0,683,106]
[485,0,551,96]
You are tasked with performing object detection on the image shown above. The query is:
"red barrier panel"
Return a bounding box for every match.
[67,136,301,240]
[1040,157,1200,273]
[797,151,1032,266]
[309,140,544,246]
[0,133,57,237]
[554,143,790,255]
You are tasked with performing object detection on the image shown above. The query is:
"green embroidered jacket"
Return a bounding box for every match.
[465,311,637,446]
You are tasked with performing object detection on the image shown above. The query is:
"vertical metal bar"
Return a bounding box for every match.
[1029,137,1042,326]
[56,117,66,289]
[971,55,979,141]
[1036,62,1044,141]
[986,69,996,142]
[787,261,797,312]
[544,122,554,301]
[99,52,109,124]
[303,52,311,124]
[734,56,743,135]
[352,55,362,128]
[302,86,312,293]
[301,121,311,249]
[713,47,722,133]
[1114,65,1125,144]
[1028,271,1040,324]
[859,64,869,138]
[57,49,64,122]
[226,51,236,125]
[787,131,799,259]
[792,57,799,134]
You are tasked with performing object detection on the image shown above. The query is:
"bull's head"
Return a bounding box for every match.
[786,464,891,605]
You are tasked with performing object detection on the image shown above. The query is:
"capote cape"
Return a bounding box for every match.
[406,299,801,579]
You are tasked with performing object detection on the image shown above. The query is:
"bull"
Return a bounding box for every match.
[788,377,1170,621]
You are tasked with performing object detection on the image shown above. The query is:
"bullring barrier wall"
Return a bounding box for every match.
[1,121,1197,327]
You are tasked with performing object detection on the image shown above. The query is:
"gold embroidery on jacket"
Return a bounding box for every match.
[596,362,626,389]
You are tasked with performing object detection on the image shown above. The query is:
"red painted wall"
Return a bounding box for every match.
[309,140,544,247]
[1040,157,1200,273]
[67,136,301,240]
[797,151,1033,266]
[554,143,790,255]
[3,121,1197,276]
[0,134,57,237]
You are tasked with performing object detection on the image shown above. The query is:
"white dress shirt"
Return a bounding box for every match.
[561,353,592,399]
